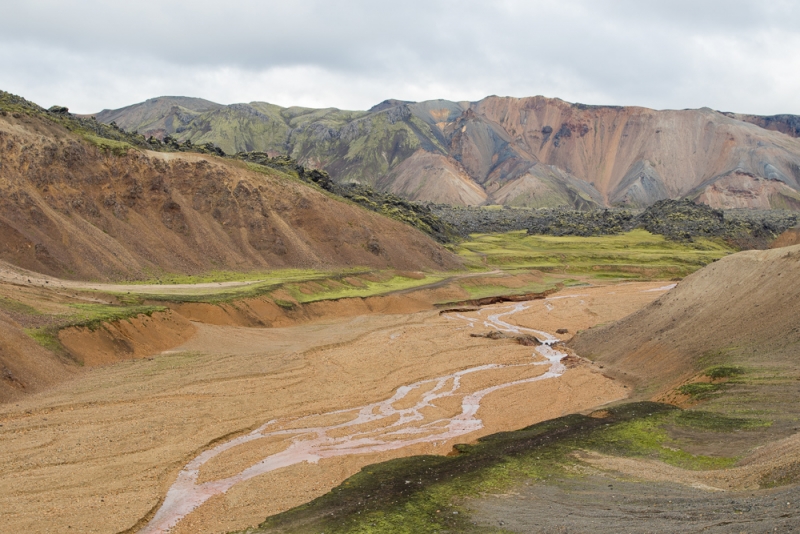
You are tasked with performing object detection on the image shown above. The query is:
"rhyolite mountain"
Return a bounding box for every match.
[96,96,800,210]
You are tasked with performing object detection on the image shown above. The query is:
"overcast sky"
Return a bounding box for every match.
[2,0,799,114]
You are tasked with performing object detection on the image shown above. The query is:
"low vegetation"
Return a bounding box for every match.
[283,272,444,304]
[455,228,733,277]
[677,366,748,399]
[242,403,754,534]
[456,278,560,300]
[673,410,771,432]
[24,303,166,355]
[113,269,443,305]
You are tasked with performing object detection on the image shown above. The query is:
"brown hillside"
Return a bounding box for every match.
[570,245,800,395]
[0,113,460,281]
[771,226,800,248]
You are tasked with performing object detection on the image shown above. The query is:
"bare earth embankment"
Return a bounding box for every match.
[0,280,670,534]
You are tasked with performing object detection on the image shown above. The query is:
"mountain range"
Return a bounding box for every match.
[95,95,800,210]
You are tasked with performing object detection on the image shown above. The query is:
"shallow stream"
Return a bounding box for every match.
[141,301,567,533]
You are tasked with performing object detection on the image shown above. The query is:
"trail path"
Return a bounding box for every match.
[0,260,262,294]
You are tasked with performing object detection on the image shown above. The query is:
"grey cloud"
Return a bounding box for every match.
[1,0,799,114]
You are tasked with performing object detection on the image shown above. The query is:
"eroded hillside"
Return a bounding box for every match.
[96,95,800,210]
[570,244,800,395]
[0,111,460,281]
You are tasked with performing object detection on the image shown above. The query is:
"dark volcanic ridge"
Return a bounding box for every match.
[432,200,798,248]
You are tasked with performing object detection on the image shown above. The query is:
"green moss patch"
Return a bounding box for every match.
[65,303,166,331]
[82,134,136,156]
[23,303,166,356]
[455,229,732,278]
[455,275,559,301]
[273,299,295,310]
[678,382,727,398]
[240,403,746,534]
[282,273,445,304]
[705,366,745,379]
[24,328,62,353]
[583,410,738,470]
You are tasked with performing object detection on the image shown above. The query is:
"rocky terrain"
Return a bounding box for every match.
[95,95,800,210]
[0,93,460,281]
[433,200,798,248]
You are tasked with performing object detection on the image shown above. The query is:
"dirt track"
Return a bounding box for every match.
[0,281,671,533]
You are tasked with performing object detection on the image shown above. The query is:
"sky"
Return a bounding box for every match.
[2,0,800,115]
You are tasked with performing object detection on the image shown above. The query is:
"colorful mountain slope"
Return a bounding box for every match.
[95,96,800,210]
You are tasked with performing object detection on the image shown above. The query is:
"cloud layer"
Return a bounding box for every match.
[2,0,799,114]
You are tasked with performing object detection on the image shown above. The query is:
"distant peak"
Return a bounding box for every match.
[369,99,415,113]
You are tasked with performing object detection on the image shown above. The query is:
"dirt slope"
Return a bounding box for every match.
[0,112,460,281]
[570,245,800,394]
[771,225,800,248]
[96,95,800,209]
[0,311,76,403]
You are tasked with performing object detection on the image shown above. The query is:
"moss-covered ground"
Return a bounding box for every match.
[113,269,445,305]
[283,273,447,304]
[455,229,733,278]
[241,402,772,534]
[455,278,560,300]
[10,229,734,357]
[129,267,346,287]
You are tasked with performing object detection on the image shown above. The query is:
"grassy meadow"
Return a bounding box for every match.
[454,229,734,278]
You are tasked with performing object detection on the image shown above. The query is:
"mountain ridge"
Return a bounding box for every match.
[94,94,800,211]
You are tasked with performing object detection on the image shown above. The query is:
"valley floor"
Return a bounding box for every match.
[0,281,669,534]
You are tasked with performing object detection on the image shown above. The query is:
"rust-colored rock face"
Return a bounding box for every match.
[451,96,800,208]
[0,114,461,281]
